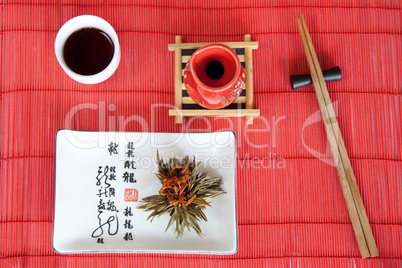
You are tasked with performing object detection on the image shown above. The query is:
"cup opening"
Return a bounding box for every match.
[63,27,115,76]
[206,61,224,80]
[193,46,238,88]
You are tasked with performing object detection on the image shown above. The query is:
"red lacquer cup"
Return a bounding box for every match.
[183,44,245,109]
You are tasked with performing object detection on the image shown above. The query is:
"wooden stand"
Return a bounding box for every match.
[168,35,260,124]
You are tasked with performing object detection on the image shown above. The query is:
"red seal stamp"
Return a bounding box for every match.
[124,188,138,202]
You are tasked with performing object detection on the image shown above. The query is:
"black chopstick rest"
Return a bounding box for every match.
[290,66,342,90]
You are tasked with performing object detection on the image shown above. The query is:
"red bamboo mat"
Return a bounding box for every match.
[1,1,401,267]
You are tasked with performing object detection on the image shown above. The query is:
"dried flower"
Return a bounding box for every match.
[138,151,226,238]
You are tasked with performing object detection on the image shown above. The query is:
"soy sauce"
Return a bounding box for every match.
[63,28,114,75]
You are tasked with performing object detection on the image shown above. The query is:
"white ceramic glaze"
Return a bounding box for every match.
[54,15,121,84]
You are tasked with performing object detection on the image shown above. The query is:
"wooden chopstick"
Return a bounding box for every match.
[296,15,379,258]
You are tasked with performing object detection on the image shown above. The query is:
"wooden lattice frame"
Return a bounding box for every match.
[168,35,260,124]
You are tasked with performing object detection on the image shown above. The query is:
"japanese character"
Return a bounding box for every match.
[122,172,136,183]
[96,166,110,187]
[97,199,106,211]
[108,188,116,197]
[109,173,116,181]
[106,200,118,212]
[127,142,135,150]
[124,219,133,229]
[124,161,137,169]
[108,142,118,155]
[126,150,134,158]
[123,206,133,217]
[97,188,108,198]
[123,232,133,241]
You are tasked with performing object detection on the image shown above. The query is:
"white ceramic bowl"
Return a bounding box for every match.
[55,15,121,84]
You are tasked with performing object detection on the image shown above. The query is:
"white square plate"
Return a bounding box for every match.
[53,130,237,254]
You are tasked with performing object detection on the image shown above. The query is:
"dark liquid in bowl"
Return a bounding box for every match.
[63,28,114,75]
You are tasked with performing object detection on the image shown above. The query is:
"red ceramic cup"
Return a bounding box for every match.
[183,44,245,109]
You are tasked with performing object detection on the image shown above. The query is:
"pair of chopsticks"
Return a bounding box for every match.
[296,15,379,258]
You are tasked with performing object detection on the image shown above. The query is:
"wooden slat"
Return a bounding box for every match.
[169,109,260,117]
[182,54,245,63]
[182,83,246,90]
[244,34,254,124]
[174,36,183,124]
[182,67,246,76]
[169,41,259,51]
[182,96,246,104]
